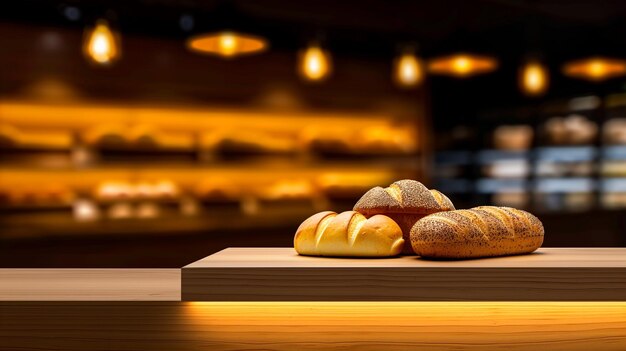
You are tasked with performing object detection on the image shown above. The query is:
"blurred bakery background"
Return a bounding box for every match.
[2,0,626,267]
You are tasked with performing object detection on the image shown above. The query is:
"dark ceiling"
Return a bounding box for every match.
[4,0,626,60]
[3,0,626,127]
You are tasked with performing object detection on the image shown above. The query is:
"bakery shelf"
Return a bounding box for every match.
[602,145,626,160]
[182,247,626,301]
[476,149,528,164]
[434,150,472,165]
[476,178,527,193]
[600,178,626,192]
[534,177,596,193]
[534,146,597,162]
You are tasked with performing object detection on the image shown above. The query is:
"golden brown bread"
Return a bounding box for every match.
[353,179,455,254]
[294,211,404,257]
[410,206,544,259]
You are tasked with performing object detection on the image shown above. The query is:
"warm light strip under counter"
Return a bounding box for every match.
[182,301,626,349]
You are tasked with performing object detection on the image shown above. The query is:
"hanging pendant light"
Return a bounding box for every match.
[298,44,332,82]
[519,60,549,96]
[563,57,626,81]
[393,51,424,88]
[83,20,120,65]
[187,31,267,58]
[185,2,268,59]
[428,53,498,78]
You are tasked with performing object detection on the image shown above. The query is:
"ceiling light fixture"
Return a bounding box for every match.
[83,20,120,65]
[519,60,549,96]
[428,53,498,78]
[298,44,332,82]
[393,52,424,88]
[562,57,626,81]
[186,31,267,58]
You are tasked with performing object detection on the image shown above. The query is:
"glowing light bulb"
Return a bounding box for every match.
[394,53,423,87]
[589,60,606,79]
[520,61,549,96]
[84,20,120,65]
[562,57,626,81]
[299,45,332,81]
[428,54,498,77]
[186,32,267,58]
[218,33,238,57]
[452,56,471,75]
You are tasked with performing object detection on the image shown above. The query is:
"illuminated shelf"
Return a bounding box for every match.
[535,146,596,162]
[182,247,626,301]
[476,149,528,164]
[534,177,596,193]
[476,178,527,193]
[602,145,626,160]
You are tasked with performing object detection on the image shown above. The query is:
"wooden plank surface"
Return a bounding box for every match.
[0,269,180,301]
[182,247,626,301]
[2,301,626,351]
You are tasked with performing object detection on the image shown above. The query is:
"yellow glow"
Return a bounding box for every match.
[299,45,332,81]
[428,53,498,77]
[186,32,267,58]
[394,53,423,87]
[83,20,120,65]
[520,61,549,96]
[563,57,626,81]
[182,301,626,346]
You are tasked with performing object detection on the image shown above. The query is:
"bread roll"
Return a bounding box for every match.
[353,180,455,254]
[410,206,544,259]
[294,211,404,257]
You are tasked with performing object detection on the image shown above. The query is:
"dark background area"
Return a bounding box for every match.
[2,0,626,267]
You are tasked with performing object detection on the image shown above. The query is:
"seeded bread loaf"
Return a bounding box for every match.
[410,206,544,259]
[353,180,455,254]
[294,211,404,257]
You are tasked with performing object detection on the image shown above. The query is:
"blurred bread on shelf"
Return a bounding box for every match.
[483,160,530,178]
[107,202,134,219]
[0,124,71,149]
[601,161,626,176]
[1,183,74,206]
[136,201,160,219]
[316,173,391,199]
[83,124,128,148]
[301,124,418,155]
[358,126,418,154]
[492,192,529,208]
[603,118,626,145]
[0,124,20,146]
[493,125,533,150]
[601,192,626,209]
[194,179,241,202]
[94,180,179,202]
[257,179,315,201]
[543,115,598,145]
[201,129,297,154]
[536,161,594,177]
[152,180,179,199]
[73,199,100,222]
[94,181,135,202]
[300,127,353,154]
[129,125,194,150]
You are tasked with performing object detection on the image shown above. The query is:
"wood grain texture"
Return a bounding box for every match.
[182,247,626,301]
[0,269,180,301]
[2,302,626,351]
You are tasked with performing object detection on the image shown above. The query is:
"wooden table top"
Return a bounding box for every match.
[2,249,626,350]
[182,247,626,301]
[0,269,180,301]
[186,247,626,268]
